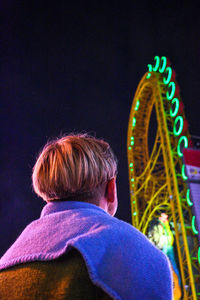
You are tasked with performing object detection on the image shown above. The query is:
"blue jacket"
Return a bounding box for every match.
[0,201,172,299]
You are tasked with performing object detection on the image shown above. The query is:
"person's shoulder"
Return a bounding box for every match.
[105,215,169,261]
[94,213,172,298]
[105,214,149,240]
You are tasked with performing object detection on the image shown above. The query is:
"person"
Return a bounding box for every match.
[148,214,182,299]
[0,133,172,299]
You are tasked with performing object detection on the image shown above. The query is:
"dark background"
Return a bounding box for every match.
[1,1,200,256]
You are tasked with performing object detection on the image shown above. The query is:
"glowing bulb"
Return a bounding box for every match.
[159,56,167,73]
[166,82,176,100]
[152,56,160,72]
[163,67,172,85]
[186,189,193,206]
[192,216,199,235]
[177,136,188,157]
[134,100,140,111]
[132,117,136,127]
[181,164,188,181]
[173,116,184,136]
[130,136,134,145]
[170,98,179,117]
[146,64,152,79]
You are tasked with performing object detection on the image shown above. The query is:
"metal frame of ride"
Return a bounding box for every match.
[127,56,200,299]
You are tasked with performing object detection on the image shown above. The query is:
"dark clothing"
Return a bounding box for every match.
[0,248,111,300]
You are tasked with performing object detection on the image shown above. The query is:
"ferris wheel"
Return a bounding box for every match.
[127,56,200,299]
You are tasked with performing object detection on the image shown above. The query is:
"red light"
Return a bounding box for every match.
[174,83,180,98]
[166,57,171,67]
[171,70,176,82]
[182,119,188,133]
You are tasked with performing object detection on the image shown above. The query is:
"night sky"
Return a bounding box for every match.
[1,1,200,256]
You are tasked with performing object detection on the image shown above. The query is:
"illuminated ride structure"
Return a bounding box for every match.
[127,56,200,300]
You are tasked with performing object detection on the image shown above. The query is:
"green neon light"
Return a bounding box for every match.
[173,116,184,136]
[128,146,132,150]
[182,164,188,180]
[177,136,188,157]
[186,189,193,206]
[129,163,133,167]
[132,117,136,127]
[134,100,140,111]
[192,216,199,235]
[133,212,137,216]
[146,64,152,79]
[152,56,160,72]
[131,178,134,182]
[170,98,179,117]
[163,67,172,85]
[166,82,176,100]
[159,56,167,73]
[130,136,134,146]
[130,168,133,172]
[198,247,200,264]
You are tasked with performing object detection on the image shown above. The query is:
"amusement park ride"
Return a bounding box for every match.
[127,56,200,300]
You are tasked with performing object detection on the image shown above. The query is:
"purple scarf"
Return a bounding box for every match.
[0,201,172,300]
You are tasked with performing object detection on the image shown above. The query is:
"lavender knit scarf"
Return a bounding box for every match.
[0,201,172,300]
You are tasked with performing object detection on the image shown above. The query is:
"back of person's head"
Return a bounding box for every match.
[32,133,118,202]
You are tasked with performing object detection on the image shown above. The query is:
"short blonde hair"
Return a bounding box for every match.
[32,133,118,202]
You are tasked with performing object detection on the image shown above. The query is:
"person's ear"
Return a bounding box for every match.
[105,178,116,203]
[105,178,118,216]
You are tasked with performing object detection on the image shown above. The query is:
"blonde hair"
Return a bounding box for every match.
[32,133,118,202]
